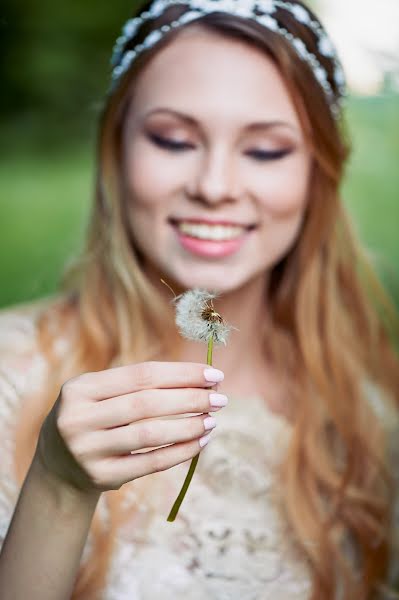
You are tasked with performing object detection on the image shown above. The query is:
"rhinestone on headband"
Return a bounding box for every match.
[110,0,346,119]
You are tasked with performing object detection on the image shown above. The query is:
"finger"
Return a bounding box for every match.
[97,435,213,485]
[82,413,216,456]
[82,388,227,430]
[69,362,224,402]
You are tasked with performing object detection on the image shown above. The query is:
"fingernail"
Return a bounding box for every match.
[203,416,217,430]
[204,368,224,383]
[209,393,228,408]
[199,432,212,448]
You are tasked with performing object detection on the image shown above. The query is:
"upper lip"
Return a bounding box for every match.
[169,217,256,229]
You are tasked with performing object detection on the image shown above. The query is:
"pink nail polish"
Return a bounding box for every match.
[199,432,212,447]
[209,393,228,407]
[203,416,217,430]
[204,368,224,383]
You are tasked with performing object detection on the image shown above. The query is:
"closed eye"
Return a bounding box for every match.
[147,133,194,151]
[147,133,293,161]
[246,148,293,161]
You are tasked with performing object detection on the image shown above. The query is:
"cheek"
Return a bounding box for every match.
[253,154,311,218]
[250,155,311,265]
[124,139,182,206]
[266,211,305,251]
[254,207,305,271]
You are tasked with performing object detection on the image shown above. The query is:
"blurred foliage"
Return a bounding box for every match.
[0,2,398,312]
[0,0,142,153]
[0,147,91,307]
[342,95,399,305]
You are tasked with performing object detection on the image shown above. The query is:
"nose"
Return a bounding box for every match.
[186,146,239,206]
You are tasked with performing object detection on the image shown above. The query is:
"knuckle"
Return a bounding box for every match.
[195,388,208,411]
[86,466,111,491]
[89,474,107,491]
[189,417,203,438]
[70,439,90,463]
[56,411,78,439]
[61,373,92,400]
[150,450,168,473]
[198,415,207,438]
[183,439,200,463]
[180,365,196,386]
[185,389,201,413]
[133,362,155,389]
[128,396,139,420]
[56,404,87,439]
[56,413,69,436]
[136,421,155,447]
[60,379,77,402]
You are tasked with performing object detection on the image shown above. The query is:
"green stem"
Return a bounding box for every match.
[166,334,214,522]
[207,335,214,365]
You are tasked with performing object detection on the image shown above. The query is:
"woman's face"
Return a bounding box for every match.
[122,26,312,293]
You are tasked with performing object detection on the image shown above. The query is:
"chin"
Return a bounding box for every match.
[168,265,254,294]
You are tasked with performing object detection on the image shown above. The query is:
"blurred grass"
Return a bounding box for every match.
[0,93,398,310]
[342,94,399,305]
[0,147,92,308]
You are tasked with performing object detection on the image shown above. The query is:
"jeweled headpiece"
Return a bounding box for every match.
[110,0,346,119]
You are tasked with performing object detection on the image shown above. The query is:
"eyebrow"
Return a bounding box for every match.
[143,107,298,132]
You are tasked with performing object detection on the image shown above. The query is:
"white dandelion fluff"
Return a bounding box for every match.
[174,289,233,345]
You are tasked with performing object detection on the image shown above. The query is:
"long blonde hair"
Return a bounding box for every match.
[14,1,399,598]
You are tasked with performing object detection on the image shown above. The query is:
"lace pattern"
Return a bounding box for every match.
[104,402,314,599]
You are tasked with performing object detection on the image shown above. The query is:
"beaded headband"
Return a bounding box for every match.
[110,0,346,119]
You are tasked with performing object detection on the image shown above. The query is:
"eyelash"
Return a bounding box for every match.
[147,133,292,161]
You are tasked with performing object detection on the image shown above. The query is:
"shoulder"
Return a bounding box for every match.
[0,298,48,389]
[0,297,48,355]
[0,293,75,359]
[0,294,74,408]
[0,295,74,483]
[0,296,58,375]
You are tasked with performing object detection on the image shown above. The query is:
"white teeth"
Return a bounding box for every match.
[176,222,246,241]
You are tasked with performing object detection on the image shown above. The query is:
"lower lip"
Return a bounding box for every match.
[174,227,250,258]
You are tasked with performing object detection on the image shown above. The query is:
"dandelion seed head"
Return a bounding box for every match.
[174,289,232,345]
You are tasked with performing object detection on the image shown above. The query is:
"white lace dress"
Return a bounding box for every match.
[0,302,397,599]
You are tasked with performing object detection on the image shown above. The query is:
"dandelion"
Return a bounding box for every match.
[166,288,233,522]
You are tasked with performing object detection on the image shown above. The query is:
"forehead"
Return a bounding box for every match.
[129,26,303,131]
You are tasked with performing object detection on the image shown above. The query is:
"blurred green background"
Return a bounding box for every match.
[0,1,398,310]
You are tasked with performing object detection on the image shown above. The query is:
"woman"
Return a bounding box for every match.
[0,0,398,598]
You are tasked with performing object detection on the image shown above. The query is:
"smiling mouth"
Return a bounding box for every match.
[169,218,257,241]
